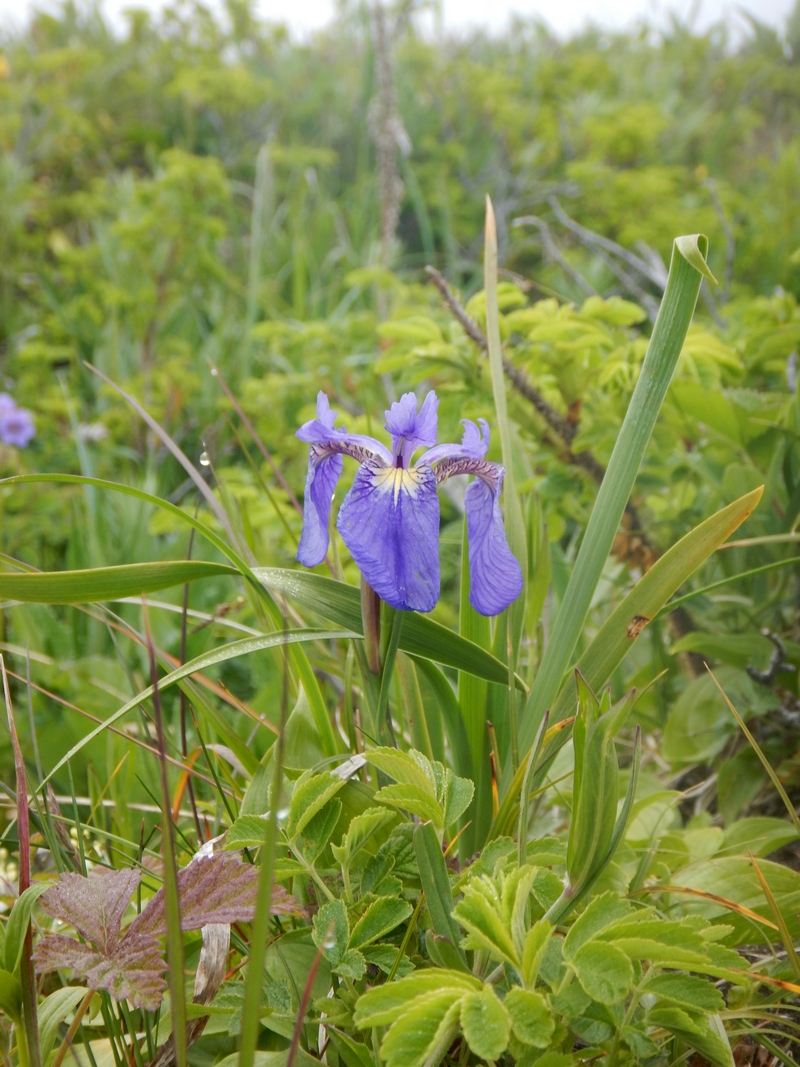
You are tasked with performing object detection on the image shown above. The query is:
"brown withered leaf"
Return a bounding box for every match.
[38,868,140,953]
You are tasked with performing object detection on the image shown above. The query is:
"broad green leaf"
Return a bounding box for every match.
[644,973,725,1013]
[375,784,441,825]
[0,560,238,602]
[354,969,480,1028]
[255,568,525,690]
[327,1031,377,1067]
[572,941,634,1004]
[0,968,22,1023]
[667,856,800,945]
[718,817,799,858]
[460,984,511,1061]
[521,234,712,750]
[504,988,554,1048]
[380,993,462,1067]
[288,770,347,838]
[349,897,413,950]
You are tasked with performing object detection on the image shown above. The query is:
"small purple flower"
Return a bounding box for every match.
[296,390,523,616]
[0,403,35,448]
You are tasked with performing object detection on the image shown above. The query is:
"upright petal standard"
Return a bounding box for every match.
[295,390,523,616]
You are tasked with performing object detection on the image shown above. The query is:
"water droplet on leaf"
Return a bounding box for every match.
[199,451,210,467]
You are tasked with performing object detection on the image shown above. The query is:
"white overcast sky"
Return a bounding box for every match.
[0,0,793,42]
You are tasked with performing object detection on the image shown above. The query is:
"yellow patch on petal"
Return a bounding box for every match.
[372,465,425,505]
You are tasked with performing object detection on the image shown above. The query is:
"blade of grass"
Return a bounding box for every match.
[520,235,713,754]
[143,607,186,1067]
[85,362,237,543]
[0,560,239,603]
[1,655,40,1067]
[748,854,800,977]
[707,666,800,836]
[657,554,800,615]
[484,197,528,662]
[239,625,290,1067]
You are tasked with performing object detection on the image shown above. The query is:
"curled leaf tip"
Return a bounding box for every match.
[674,234,717,285]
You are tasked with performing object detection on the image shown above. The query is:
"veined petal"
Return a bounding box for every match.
[296,451,343,567]
[463,471,523,616]
[385,390,439,466]
[297,391,391,463]
[337,459,440,612]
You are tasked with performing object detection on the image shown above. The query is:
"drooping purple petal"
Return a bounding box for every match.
[336,458,440,612]
[463,470,523,616]
[297,391,391,463]
[420,418,489,466]
[385,391,438,467]
[297,450,343,567]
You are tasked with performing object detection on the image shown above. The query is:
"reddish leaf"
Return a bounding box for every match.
[33,932,166,1011]
[131,854,263,937]
[39,869,139,954]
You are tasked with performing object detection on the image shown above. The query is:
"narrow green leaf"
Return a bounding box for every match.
[413,822,468,968]
[39,629,353,789]
[0,968,22,1023]
[520,234,713,752]
[256,567,526,690]
[0,561,238,603]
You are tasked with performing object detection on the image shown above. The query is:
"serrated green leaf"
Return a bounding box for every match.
[354,970,479,1028]
[572,941,634,1004]
[288,771,347,838]
[562,893,633,962]
[313,899,349,966]
[442,772,474,828]
[335,948,367,980]
[380,992,462,1067]
[375,784,441,824]
[460,985,511,1061]
[349,897,413,950]
[365,748,436,793]
[522,920,553,989]
[226,815,269,849]
[644,973,725,1013]
[453,880,518,967]
[332,807,396,870]
[504,988,554,1048]
[647,1007,733,1067]
[298,798,342,863]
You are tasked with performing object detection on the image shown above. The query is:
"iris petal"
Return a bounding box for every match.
[337,459,441,612]
[296,451,344,567]
[464,472,524,616]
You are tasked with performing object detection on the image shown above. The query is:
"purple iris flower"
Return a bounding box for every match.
[296,390,523,616]
[0,396,35,448]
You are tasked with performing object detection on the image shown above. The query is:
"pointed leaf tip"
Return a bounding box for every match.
[674,234,717,285]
